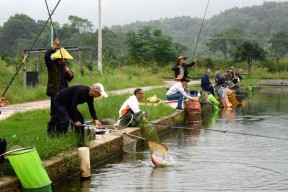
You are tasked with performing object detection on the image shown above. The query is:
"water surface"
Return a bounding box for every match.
[52,87,288,192]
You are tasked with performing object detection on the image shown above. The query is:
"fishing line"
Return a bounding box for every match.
[152,124,288,141]
[192,0,210,58]
[44,0,57,39]
[1,0,63,98]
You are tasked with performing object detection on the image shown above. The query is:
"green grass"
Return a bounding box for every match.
[0,88,175,160]
[0,63,164,104]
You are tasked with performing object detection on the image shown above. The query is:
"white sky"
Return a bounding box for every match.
[0,0,287,28]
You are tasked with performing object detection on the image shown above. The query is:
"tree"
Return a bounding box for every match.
[206,28,244,59]
[126,26,185,66]
[269,31,288,57]
[232,40,266,76]
[68,15,93,34]
[0,14,37,55]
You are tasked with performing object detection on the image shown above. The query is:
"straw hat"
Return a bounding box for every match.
[177,56,187,61]
[51,47,73,60]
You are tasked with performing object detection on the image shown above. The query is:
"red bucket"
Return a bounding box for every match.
[185,100,201,113]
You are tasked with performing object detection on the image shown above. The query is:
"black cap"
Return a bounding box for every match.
[181,77,190,82]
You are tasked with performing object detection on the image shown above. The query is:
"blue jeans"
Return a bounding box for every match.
[167,93,184,108]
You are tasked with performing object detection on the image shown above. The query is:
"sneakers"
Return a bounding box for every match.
[176,107,184,111]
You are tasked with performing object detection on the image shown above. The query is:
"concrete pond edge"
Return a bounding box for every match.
[0,111,184,191]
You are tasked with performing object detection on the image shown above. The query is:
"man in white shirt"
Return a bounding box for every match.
[117,88,147,128]
[166,77,197,110]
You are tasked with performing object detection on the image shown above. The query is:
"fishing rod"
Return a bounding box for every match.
[45,0,57,39]
[44,0,66,62]
[83,124,146,140]
[1,0,63,99]
[152,123,288,141]
[192,0,210,58]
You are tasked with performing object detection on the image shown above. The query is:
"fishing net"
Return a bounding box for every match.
[139,118,160,143]
[147,140,168,167]
[122,134,137,154]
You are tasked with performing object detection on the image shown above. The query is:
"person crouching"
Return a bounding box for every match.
[54,83,108,140]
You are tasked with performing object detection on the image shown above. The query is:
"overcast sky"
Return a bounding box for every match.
[0,0,286,28]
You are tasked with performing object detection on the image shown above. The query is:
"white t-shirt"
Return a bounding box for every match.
[166,82,194,100]
[119,95,141,118]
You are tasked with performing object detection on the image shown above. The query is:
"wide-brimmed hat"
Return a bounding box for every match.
[92,83,108,98]
[51,47,73,60]
[177,56,187,61]
[175,75,183,80]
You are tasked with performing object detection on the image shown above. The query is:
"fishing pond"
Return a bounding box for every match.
[52,87,288,191]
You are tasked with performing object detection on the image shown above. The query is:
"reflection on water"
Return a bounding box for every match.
[52,87,288,191]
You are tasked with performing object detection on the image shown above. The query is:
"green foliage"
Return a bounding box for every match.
[206,28,244,59]
[126,26,185,66]
[269,31,288,57]
[232,40,266,64]
[68,15,94,33]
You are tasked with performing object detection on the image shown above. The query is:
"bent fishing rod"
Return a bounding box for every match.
[1,0,62,98]
[192,0,210,58]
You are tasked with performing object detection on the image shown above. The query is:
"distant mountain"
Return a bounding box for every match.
[111,1,288,57]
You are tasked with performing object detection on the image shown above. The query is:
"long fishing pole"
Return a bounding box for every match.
[45,0,57,39]
[44,0,66,62]
[192,0,210,58]
[152,124,288,141]
[1,0,63,98]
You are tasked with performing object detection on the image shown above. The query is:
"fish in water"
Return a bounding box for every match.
[151,153,167,167]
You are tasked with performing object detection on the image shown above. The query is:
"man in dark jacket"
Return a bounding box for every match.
[44,38,74,136]
[172,56,196,78]
[54,83,108,137]
[201,68,215,96]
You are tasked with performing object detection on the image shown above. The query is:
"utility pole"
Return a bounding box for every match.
[98,0,103,74]
[51,24,53,47]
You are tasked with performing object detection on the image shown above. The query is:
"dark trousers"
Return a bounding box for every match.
[203,86,215,96]
[50,94,59,123]
[47,94,60,135]
[54,98,84,138]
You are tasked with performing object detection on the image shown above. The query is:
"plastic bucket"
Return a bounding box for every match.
[5,147,52,192]
[184,100,201,113]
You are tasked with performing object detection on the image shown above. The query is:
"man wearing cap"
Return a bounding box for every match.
[54,83,108,137]
[166,77,198,110]
[172,56,196,78]
[44,38,74,136]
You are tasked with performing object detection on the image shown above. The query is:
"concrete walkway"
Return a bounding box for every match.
[0,80,200,121]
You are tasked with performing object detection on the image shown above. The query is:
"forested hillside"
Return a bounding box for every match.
[111,1,288,57]
[0,1,288,66]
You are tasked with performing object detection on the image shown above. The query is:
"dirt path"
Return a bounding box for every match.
[0,80,200,121]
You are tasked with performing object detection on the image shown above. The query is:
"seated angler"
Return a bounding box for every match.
[201,68,215,96]
[166,77,198,110]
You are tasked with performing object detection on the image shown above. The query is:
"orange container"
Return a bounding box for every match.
[184,100,201,113]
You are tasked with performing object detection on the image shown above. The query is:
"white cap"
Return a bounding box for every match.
[92,83,108,98]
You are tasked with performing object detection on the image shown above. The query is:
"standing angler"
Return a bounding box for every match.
[44,38,74,136]
[171,56,196,79]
